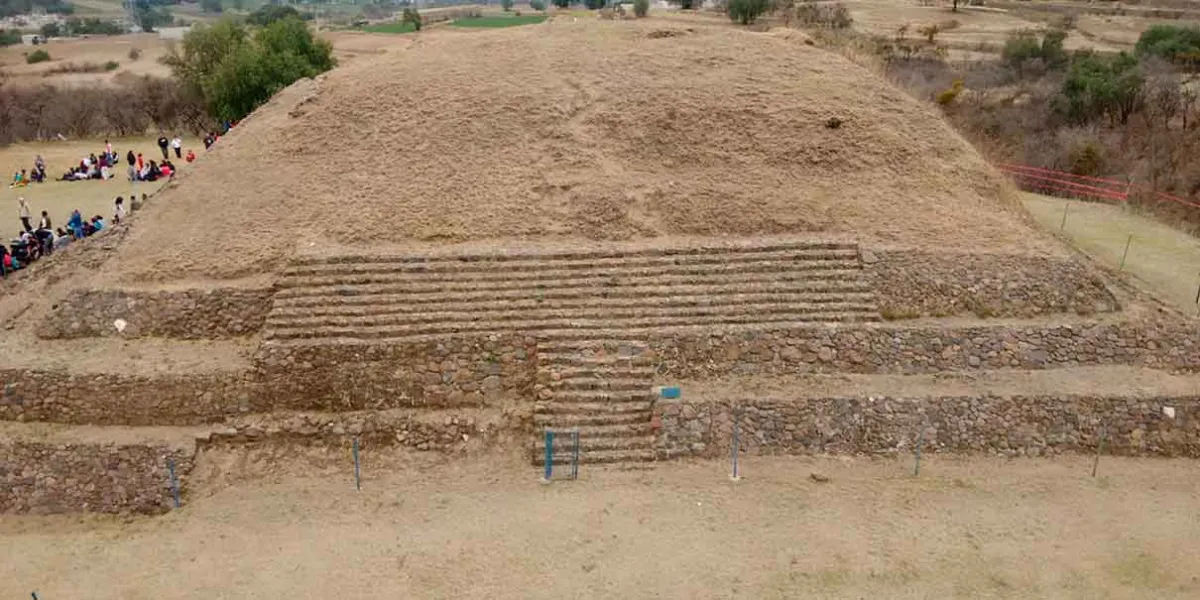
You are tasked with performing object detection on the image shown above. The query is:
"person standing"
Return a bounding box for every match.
[18,197,32,232]
[126,149,135,167]
[114,197,126,224]
[171,135,183,159]
[157,135,170,161]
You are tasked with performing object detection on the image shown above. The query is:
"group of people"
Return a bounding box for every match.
[2,194,147,276]
[8,136,203,187]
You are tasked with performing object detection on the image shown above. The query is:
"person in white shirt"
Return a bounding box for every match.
[17,197,31,231]
[114,197,127,224]
[171,136,183,159]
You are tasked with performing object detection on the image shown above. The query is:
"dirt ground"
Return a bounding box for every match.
[1021,193,1200,316]
[106,18,1056,283]
[2,451,1199,598]
[0,34,173,86]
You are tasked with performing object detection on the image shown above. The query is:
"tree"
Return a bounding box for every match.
[727,0,768,24]
[200,0,222,13]
[1136,24,1200,68]
[501,0,513,10]
[552,0,569,7]
[133,0,172,32]
[584,0,605,9]
[231,0,244,10]
[633,0,648,17]
[402,7,421,31]
[163,16,334,122]
[1059,51,1144,126]
[679,0,697,8]
[247,4,303,26]
[40,22,61,38]
[530,0,546,10]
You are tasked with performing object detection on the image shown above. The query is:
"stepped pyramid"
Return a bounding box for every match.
[265,241,879,343]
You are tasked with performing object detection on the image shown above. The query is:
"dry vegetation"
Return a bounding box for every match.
[98,18,1056,283]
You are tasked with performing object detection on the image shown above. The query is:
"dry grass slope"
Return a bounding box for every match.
[108,19,1055,283]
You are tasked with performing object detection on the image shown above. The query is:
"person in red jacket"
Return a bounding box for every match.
[185,149,196,163]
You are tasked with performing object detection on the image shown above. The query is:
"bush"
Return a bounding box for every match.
[936,79,964,105]
[61,17,126,36]
[634,0,649,16]
[584,0,606,9]
[553,0,569,7]
[1003,29,1068,73]
[727,0,768,24]
[1136,24,1200,67]
[40,22,61,38]
[0,29,20,46]
[129,47,142,61]
[501,0,513,10]
[530,0,546,9]
[164,16,335,122]
[794,0,851,29]
[678,0,697,8]
[26,49,51,64]
[201,0,222,13]
[402,7,422,31]
[104,60,120,71]
[247,4,311,26]
[1058,51,1144,126]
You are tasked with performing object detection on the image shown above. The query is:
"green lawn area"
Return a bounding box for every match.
[451,14,548,28]
[360,21,418,34]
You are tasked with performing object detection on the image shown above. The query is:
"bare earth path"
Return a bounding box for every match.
[3,452,1199,598]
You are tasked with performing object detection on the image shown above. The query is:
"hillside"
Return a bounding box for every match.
[104,19,1058,282]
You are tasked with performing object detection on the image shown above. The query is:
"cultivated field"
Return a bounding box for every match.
[3,452,1199,599]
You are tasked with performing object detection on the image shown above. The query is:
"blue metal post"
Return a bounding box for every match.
[731,411,740,479]
[543,430,554,481]
[353,437,361,491]
[167,458,181,509]
[571,429,580,480]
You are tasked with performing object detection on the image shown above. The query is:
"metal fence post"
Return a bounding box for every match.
[543,430,554,481]
[167,458,181,509]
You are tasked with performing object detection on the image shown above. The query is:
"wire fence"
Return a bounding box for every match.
[1001,163,1200,316]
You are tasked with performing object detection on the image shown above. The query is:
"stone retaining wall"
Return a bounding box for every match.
[0,369,253,425]
[253,335,539,411]
[0,442,193,514]
[656,395,1200,458]
[866,251,1118,319]
[646,320,1199,379]
[37,288,273,339]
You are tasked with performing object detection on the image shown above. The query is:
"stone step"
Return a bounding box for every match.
[272,279,875,308]
[274,260,863,292]
[532,448,658,465]
[538,364,658,380]
[268,291,879,319]
[291,240,859,268]
[265,311,880,341]
[534,435,656,454]
[546,389,655,403]
[533,412,650,427]
[265,302,881,330]
[283,247,861,278]
[274,271,870,302]
[548,377,652,391]
[538,423,655,438]
[535,400,653,414]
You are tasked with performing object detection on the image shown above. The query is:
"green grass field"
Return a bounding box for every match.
[451,14,548,28]
[359,21,419,34]
[1021,193,1200,315]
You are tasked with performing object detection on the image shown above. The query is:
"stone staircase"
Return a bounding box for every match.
[265,241,880,342]
[532,339,657,465]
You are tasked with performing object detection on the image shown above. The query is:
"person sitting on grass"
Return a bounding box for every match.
[53,228,71,251]
[160,161,174,178]
[91,215,106,232]
[10,170,26,188]
[67,209,84,240]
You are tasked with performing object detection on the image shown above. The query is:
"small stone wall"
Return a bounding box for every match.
[0,442,193,514]
[657,395,1200,458]
[37,288,273,339]
[203,408,516,452]
[647,320,1199,378]
[866,251,1118,319]
[0,369,253,426]
[254,335,539,411]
